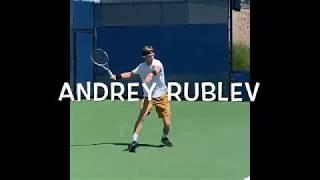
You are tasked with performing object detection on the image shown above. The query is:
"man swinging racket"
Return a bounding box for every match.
[111,46,173,152]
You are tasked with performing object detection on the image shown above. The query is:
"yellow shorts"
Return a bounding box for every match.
[140,93,171,118]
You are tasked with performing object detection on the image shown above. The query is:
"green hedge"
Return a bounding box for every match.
[232,43,250,71]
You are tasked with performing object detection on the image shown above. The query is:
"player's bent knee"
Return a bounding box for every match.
[143,113,150,118]
[138,111,148,119]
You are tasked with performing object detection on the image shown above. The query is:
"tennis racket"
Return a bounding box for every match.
[90,48,114,77]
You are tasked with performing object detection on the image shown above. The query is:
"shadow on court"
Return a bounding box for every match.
[71,142,165,151]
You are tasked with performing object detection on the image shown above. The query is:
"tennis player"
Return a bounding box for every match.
[111,46,173,152]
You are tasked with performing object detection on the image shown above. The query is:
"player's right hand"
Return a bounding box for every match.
[110,75,116,81]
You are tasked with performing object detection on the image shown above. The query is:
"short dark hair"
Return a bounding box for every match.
[142,46,154,56]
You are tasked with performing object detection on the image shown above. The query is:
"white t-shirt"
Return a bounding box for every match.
[132,59,168,98]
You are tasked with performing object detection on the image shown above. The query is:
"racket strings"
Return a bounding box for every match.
[93,49,109,66]
[91,48,114,77]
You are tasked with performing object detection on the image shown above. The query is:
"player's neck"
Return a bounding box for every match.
[146,59,153,65]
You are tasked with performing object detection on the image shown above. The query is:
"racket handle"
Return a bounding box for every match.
[107,69,114,77]
[101,66,114,77]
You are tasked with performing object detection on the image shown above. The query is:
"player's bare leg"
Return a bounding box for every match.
[133,110,149,135]
[161,116,173,147]
[162,116,171,136]
[128,108,149,152]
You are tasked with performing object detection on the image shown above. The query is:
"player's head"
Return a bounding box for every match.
[142,46,155,64]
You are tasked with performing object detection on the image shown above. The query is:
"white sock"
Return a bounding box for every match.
[162,134,168,138]
[132,133,139,142]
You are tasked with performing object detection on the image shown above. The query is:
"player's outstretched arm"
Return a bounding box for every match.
[110,72,134,81]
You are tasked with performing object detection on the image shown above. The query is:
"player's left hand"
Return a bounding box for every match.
[144,73,154,83]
